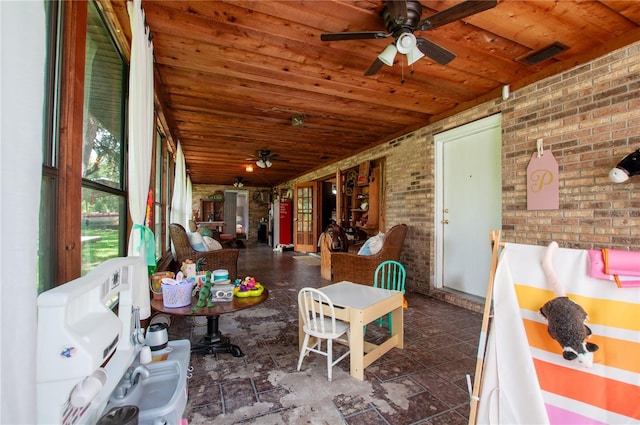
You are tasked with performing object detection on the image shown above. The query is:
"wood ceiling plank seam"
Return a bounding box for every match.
[179,137,375,151]
[176,130,378,147]
[168,101,401,129]
[599,0,640,20]
[468,2,622,53]
[142,2,382,67]
[174,119,393,137]
[147,28,456,102]
[526,0,638,37]
[152,51,456,112]
[208,0,383,34]
[160,69,435,122]
[164,94,426,129]
[172,115,397,136]
[177,126,379,143]
[145,20,510,105]
[142,15,516,105]
[151,39,497,107]
[186,143,352,156]
[156,64,455,115]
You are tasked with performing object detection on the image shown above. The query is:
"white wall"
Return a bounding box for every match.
[1,1,46,423]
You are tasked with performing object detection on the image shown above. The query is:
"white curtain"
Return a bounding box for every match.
[170,142,188,231]
[125,0,154,319]
[1,2,45,423]
[186,175,193,226]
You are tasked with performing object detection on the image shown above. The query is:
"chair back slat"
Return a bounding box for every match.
[374,260,406,293]
[299,287,338,335]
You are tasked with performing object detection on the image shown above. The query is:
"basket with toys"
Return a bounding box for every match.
[233,276,264,297]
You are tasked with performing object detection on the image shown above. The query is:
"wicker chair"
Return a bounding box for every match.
[169,223,239,278]
[330,224,408,286]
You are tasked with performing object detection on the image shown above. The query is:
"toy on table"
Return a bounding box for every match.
[189,272,215,314]
[181,260,197,279]
[193,270,212,294]
[233,276,264,297]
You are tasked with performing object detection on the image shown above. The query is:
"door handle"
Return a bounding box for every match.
[441,219,449,224]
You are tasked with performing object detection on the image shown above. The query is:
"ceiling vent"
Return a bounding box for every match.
[517,42,569,65]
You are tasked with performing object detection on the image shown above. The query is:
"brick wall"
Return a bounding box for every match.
[289,40,640,296]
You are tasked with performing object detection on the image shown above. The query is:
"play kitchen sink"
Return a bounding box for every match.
[104,340,190,425]
[36,257,191,425]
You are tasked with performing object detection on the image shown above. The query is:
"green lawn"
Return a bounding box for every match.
[81,227,121,275]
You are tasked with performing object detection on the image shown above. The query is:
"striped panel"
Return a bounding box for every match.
[522,318,640,374]
[513,284,640,332]
[545,403,606,425]
[534,358,640,421]
[489,244,640,425]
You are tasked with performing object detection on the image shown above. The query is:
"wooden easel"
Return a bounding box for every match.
[468,230,503,425]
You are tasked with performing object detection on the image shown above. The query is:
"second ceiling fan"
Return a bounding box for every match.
[321,0,497,76]
[248,149,289,169]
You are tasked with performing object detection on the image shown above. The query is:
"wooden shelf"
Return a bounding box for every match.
[339,160,380,234]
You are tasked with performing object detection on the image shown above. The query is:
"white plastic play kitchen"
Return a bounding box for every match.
[36,257,191,425]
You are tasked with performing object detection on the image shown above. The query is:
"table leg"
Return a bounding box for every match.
[391,305,404,349]
[191,315,244,357]
[349,310,365,380]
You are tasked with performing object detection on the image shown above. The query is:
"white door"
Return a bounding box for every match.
[435,114,502,299]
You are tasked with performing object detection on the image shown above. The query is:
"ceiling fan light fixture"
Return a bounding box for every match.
[396,32,416,54]
[292,114,305,128]
[378,43,397,66]
[233,177,244,188]
[406,45,424,66]
[256,159,272,168]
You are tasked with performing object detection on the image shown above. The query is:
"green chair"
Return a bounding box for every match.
[373,260,406,336]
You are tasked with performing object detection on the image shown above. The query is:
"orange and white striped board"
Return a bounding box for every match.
[475,243,640,424]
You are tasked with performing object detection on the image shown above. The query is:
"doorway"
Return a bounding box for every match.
[224,190,248,239]
[434,114,502,299]
[293,182,317,252]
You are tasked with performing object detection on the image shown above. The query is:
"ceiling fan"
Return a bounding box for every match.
[320,0,497,76]
[247,149,289,169]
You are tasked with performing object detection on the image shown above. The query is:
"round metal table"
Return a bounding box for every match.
[151,288,269,357]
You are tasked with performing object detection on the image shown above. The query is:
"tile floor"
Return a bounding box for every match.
[163,243,483,424]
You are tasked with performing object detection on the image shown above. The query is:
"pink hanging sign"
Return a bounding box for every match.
[527,150,559,210]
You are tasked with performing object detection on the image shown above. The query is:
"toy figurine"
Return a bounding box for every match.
[190,278,214,314]
[540,241,599,367]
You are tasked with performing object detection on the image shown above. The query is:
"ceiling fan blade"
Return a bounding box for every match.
[385,0,408,26]
[416,0,497,31]
[321,31,390,42]
[364,58,384,76]
[416,38,456,65]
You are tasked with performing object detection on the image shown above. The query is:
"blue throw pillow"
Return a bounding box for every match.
[188,232,207,252]
[357,238,374,256]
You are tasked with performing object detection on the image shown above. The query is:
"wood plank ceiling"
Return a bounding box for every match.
[106,0,640,187]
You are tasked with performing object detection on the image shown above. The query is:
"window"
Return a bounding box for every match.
[153,130,170,260]
[80,1,128,274]
[40,1,129,290]
[38,0,63,294]
[165,152,174,249]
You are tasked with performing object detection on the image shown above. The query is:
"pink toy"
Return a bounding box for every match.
[588,248,640,288]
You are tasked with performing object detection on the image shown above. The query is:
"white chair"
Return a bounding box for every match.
[297,287,350,381]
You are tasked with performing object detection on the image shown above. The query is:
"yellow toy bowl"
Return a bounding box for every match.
[234,283,264,297]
